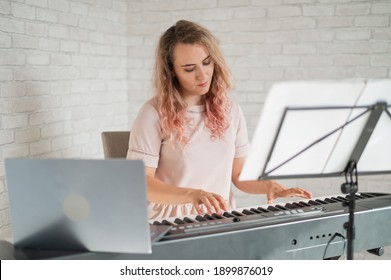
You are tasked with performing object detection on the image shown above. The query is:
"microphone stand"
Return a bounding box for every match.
[339,102,386,260]
[341,161,358,260]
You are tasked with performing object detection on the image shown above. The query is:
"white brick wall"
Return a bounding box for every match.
[1,0,391,259]
[0,0,130,242]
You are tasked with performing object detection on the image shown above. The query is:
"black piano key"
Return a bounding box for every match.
[360,193,375,198]
[231,210,244,216]
[211,213,224,219]
[153,221,162,225]
[174,218,186,225]
[204,214,216,220]
[337,196,349,202]
[275,204,288,210]
[161,220,175,226]
[324,198,339,203]
[315,199,328,204]
[298,201,311,207]
[345,194,361,200]
[257,207,270,213]
[308,200,322,205]
[284,203,297,209]
[250,208,263,214]
[242,209,256,215]
[223,211,235,218]
[183,217,196,223]
[355,194,367,199]
[195,215,207,222]
[267,205,280,211]
[292,202,305,208]
[331,197,345,202]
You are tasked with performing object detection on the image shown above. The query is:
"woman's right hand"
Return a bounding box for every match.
[191,189,229,216]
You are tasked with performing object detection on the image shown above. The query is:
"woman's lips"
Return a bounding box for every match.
[198,81,209,87]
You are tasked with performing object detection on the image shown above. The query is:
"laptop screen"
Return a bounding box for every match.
[5,158,152,254]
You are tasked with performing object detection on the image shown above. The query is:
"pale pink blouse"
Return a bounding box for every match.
[127,98,249,220]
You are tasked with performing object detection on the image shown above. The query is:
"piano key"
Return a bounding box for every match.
[195,215,207,222]
[153,221,162,225]
[203,214,216,220]
[299,201,311,207]
[161,220,176,226]
[211,213,224,219]
[308,200,322,206]
[292,202,305,208]
[275,205,288,210]
[284,203,297,209]
[351,195,362,200]
[356,193,370,199]
[222,212,235,218]
[257,207,270,213]
[250,208,263,214]
[331,197,346,202]
[242,209,256,215]
[337,196,349,202]
[315,199,328,204]
[183,217,196,223]
[174,218,186,225]
[231,210,244,216]
[324,198,339,203]
[360,193,376,198]
[267,205,280,211]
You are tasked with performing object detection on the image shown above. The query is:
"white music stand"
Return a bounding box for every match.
[240,79,391,260]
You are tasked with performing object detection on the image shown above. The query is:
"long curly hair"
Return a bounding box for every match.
[153,20,233,145]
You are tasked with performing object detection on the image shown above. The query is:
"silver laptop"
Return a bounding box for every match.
[5,158,158,254]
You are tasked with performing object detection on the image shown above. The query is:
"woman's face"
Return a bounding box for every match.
[172,43,214,105]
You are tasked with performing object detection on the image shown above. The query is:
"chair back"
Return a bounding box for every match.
[101,131,130,159]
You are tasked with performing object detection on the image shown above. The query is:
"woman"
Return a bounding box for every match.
[127,20,311,220]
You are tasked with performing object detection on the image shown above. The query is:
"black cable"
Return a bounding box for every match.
[323,232,347,260]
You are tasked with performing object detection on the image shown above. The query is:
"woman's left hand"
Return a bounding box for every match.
[266,181,312,204]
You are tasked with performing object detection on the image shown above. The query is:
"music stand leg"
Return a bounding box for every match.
[341,161,358,260]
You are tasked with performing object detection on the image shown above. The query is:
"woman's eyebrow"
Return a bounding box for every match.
[180,55,211,67]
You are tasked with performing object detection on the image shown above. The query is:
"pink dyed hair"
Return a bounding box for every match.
[153,20,233,144]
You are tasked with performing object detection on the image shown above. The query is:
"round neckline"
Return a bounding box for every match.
[186,104,205,113]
